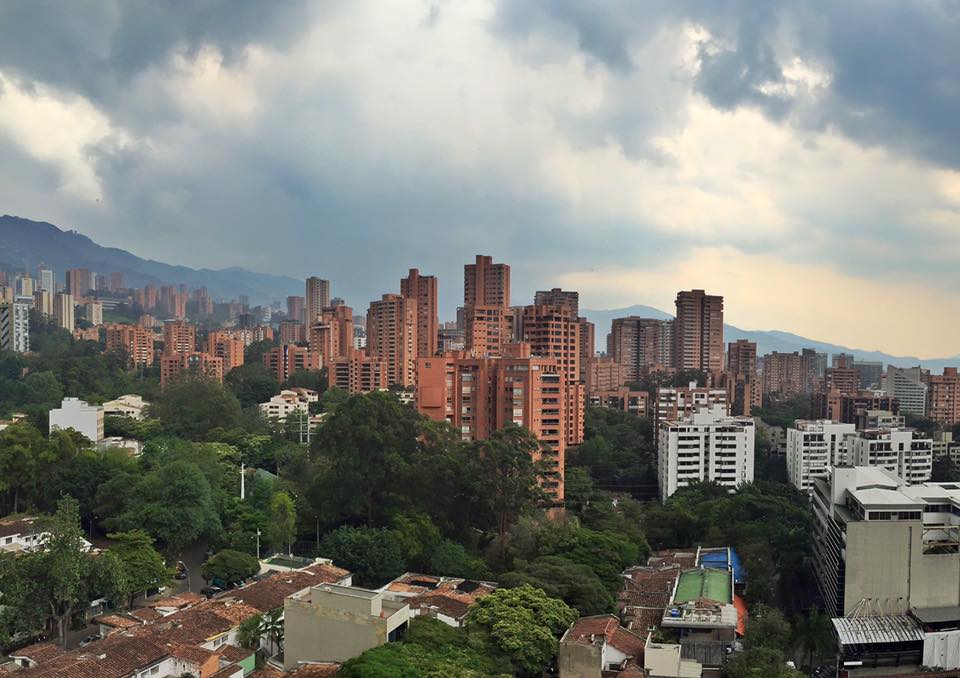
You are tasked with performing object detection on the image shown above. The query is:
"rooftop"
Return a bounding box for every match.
[673,568,732,605]
[225,562,350,612]
[561,614,646,658]
[832,615,924,646]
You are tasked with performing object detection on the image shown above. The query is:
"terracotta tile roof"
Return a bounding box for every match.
[562,614,645,658]
[618,565,680,633]
[647,550,697,569]
[16,633,169,678]
[134,599,260,645]
[218,644,255,662]
[165,641,217,665]
[8,641,65,665]
[390,573,497,622]
[129,607,163,622]
[93,614,140,629]
[226,566,349,613]
[249,667,286,678]
[209,664,245,678]
[144,591,203,610]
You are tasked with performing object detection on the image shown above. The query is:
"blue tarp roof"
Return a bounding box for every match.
[699,547,745,584]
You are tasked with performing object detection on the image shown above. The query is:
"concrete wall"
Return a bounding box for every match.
[283,591,409,669]
[845,520,960,615]
[557,641,602,678]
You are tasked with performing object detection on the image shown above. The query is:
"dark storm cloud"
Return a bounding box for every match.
[0,0,318,107]
[493,0,960,168]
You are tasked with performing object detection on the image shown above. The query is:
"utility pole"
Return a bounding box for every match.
[256,529,261,559]
[240,460,245,500]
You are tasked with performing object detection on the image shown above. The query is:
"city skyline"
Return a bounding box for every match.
[1,2,959,357]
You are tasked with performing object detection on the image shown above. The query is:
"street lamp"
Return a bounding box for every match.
[256,529,261,559]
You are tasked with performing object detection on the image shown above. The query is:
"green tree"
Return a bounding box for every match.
[793,608,834,671]
[237,613,264,650]
[225,363,280,409]
[201,549,260,586]
[0,421,49,513]
[106,460,221,555]
[745,604,792,652]
[319,385,349,412]
[267,491,297,555]
[933,455,960,482]
[724,647,804,678]
[319,526,407,587]
[106,530,170,608]
[429,540,490,580]
[466,426,546,536]
[151,377,243,440]
[311,392,422,526]
[464,584,577,676]
[499,555,613,616]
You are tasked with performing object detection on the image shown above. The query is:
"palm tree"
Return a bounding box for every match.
[259,608,285,657]
[237,613,264,651]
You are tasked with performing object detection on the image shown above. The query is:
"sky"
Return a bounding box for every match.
[0,1,959,357]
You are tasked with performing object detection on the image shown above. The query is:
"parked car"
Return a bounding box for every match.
[200,586,223,599]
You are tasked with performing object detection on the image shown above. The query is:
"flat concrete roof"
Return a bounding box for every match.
[673,569,731,605]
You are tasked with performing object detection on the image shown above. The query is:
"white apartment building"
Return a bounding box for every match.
[0,300,29,353]
[848,427,933,484]
[657,404,755,502]
[655,381,727,426]
[885,366,928,416]
[259,388,319,422]
[786,420,856,493]
[54,292,75,331]
[49,397,104,443]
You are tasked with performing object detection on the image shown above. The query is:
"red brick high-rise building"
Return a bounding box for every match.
[534,288,579,316]
[929,368,960,427]
[464,305,507,358]
[327,348,389,394]
[104,323,154,367]
[521,304,585,446]
[160,352,224,387]
[287,295,305,324]
[464,255,510,308]
[162,320,196,355]
[367,294,418,388]
[726,339,761,416]
[674,290,724,374]
[607,317,675,383]
[417,343,572,506]
[109,272,123,292]
[263,344,321,383]
[206,331,245,372]
[305,277,330,327]
[310,305,354,365]
[762,351,804,396]
[400,268,438,358]
[278,320,305,346]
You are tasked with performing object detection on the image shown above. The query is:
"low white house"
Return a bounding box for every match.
[49,397,104,443]
[259,388,318,422]
[102,394,151,420]
[0,515,92,555]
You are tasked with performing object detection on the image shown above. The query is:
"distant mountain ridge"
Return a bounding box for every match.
[0,215,301,304]
[583,304,960,373]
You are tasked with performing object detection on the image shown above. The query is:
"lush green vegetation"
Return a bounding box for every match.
[753,395,812,429]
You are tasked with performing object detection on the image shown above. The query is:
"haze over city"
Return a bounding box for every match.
[0,2,958,356]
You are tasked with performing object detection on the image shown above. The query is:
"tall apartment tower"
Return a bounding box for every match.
[287,295,305,324]
[522,304,585,446]
[65,269,94,297]
[763,352,804,396]
[416,344,572,506]
[305,277,331,325]
[310,305,354,365]
[37,268,54,293]
[366,294,418,388]
[674,290,724,373]
[53,292,75,331]
[400,268,439,358]
[534,288,579,316]
[104,323,154,367]
[163,319,196,355]
[886,366,929,417]
[928,368,960,427]
[607,317,675,383]
[464,255,510,308]
[727,340,757,377]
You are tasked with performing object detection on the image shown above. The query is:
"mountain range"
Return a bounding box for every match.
[2,215,956,371]
[582,305,960,373]
[0,215,302,305]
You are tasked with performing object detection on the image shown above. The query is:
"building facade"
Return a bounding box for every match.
[655,382,727,426]
[928,367,960,427]
[657,404,755,501]
[786,420,856,493]
[464,255,510,308]
[305,277,331,326]
[847,428,933,485]
[0,301,29,353]
[674,290,723,374]
[886,366,929,417]
[366,294,418,388]
[606,317,675,383]
[400,268,439,358]
[263,344,321,384]
[104,323,155,367]
[49,397,104,442]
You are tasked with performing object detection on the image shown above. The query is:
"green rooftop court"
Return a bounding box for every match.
[673,568,732,604]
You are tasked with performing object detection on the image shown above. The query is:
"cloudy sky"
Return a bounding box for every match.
[1,1,958,356]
